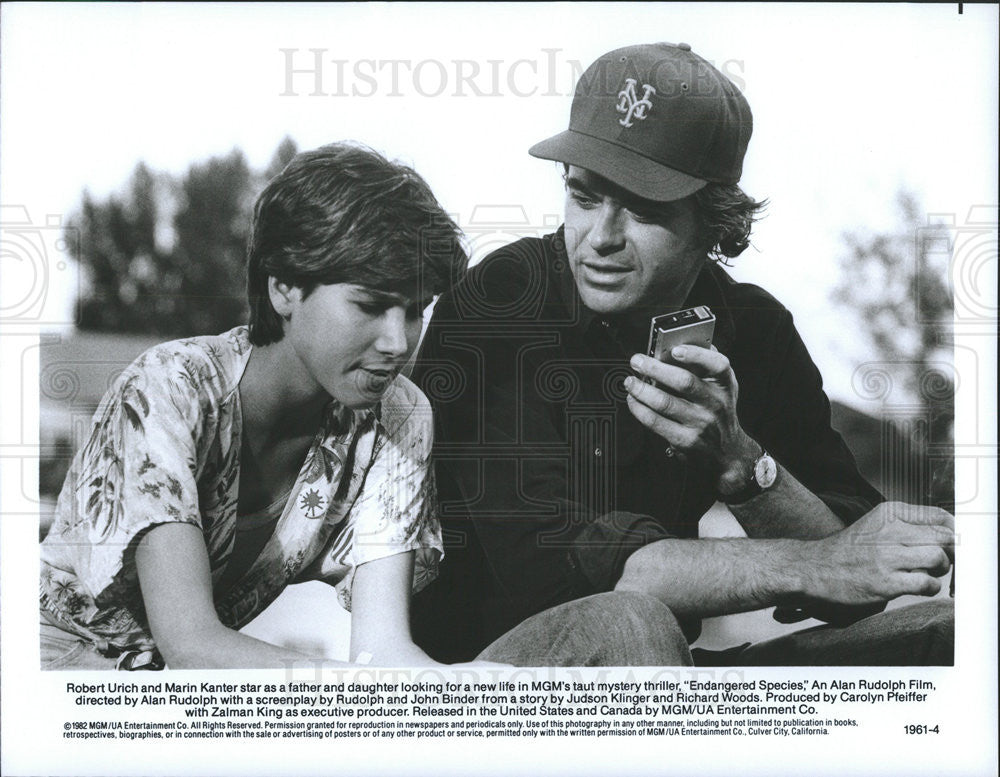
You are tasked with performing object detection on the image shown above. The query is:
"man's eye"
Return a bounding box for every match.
[569,191,598,208]
[626,208,660,224]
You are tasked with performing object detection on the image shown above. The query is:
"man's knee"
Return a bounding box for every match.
[477,591,693,667]
[600,591,692,659]
[893,598,954,664]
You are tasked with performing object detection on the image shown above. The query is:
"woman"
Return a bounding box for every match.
[40,142,471,670]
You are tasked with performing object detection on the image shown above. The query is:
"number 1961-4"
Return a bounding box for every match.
[905,724,940,734]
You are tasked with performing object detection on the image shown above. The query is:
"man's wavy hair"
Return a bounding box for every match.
[247,142,468,345]
[692,183,768,264]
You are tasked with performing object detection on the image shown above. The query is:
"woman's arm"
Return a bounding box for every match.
[349,552,440,665]
[136,522,350,669]
[350,552,512,668]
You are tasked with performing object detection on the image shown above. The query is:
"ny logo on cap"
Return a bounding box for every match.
[616,78,656,128]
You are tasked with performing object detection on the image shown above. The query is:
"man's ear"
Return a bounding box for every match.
[268,278,300,320]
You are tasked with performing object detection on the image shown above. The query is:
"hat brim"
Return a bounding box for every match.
[529,130,707,203]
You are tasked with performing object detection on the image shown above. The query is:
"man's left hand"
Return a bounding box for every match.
[624,346,758,496]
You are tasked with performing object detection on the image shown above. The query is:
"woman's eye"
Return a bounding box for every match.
[355,301,384,316]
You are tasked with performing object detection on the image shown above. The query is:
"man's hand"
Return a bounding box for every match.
[624,347,757,495]
[800,502,955,605]
[612,502,953,620]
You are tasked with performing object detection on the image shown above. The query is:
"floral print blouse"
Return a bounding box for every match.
[39,327,441,656]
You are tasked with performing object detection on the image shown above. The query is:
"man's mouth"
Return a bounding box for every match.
[578,261,633,286]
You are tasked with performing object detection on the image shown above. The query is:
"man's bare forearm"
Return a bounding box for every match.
[614,504,954,619]
[614,537,807,618]
[725,463,846,540]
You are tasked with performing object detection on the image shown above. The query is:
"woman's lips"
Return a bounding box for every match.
[357,366,397,395]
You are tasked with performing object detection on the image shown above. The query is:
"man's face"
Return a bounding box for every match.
[279,282,426,409]
[562,166,707,318]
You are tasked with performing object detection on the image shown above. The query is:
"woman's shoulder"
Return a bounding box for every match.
[133,327,249,376]
[383,373,429,409]
[377,374,433,446]
[123,327,251,400]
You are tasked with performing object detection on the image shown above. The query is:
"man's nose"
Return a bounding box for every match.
[374,307,411,357]
[587,204,626,255]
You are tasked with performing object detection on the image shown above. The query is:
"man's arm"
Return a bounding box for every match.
[615,502,954,618]
[625,347,851,538]
[625,344,914,623]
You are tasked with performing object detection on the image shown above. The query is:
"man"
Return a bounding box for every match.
[411,42,953,666]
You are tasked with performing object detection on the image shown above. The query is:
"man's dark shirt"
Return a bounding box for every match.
[411,230,883,662]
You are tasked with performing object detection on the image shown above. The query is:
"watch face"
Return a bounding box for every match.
[754,454,778,489]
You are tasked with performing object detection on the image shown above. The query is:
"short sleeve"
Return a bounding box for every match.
[44,349,210,609]
[355,385,442,569]
[331,380,443,610]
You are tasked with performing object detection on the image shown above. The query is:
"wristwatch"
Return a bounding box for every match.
[723,448,778,505]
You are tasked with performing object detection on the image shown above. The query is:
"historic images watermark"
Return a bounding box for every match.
[0,205,79,328]
[278,48,747,99]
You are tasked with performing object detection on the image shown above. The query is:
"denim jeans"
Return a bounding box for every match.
[736,599,954,666]
[40,618,120,670]
[475,595,953,667]
[476,591,695,666]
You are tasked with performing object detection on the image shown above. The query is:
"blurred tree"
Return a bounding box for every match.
[265,136,299,180]
[832,190,954,510]
[171,149,253,335]
[69,137,298,337]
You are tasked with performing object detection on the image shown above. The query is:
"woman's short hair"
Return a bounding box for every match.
[247,142,468,345]
[692,183,768,263]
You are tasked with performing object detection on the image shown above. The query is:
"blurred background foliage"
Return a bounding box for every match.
[830,192,954,511]
[70,136,298,336]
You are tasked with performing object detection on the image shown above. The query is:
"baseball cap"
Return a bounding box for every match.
[529,42,752,202]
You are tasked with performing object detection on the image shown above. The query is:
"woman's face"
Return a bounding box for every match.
[276,282,427,408]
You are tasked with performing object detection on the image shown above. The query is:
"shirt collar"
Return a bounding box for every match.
[321,399,384,449]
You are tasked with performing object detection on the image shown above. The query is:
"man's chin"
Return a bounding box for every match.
[576,285,636,316]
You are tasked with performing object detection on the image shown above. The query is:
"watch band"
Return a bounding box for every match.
[723,448,777,505]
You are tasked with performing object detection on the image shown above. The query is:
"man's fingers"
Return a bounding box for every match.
[898,523,956,564]
[903,546,953,577]
[892,571,944,598]
[669,345,734,386]
[624,375,699,421]
[628,354,715,400]
[887,502,955,530]
[626,394,690,449]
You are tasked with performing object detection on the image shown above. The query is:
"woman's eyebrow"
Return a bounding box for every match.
[352,287,410,306]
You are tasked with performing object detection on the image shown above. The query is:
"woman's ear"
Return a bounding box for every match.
[268,278,300,320]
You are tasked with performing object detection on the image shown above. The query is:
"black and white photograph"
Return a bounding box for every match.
[1,3,996,775]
